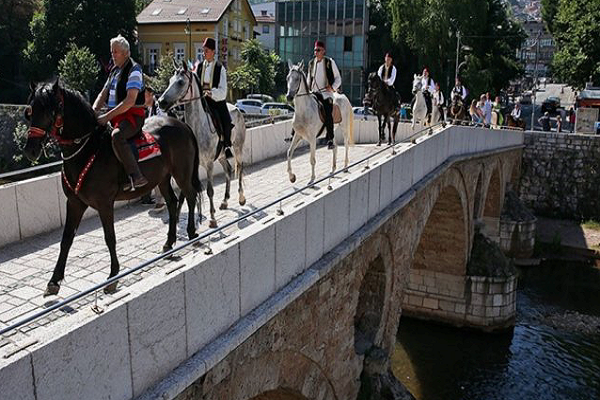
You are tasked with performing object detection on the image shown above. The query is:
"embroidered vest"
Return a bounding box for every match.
[309,57,335,89]
[201,60,223,90]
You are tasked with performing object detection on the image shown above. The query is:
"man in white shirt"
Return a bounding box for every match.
[420,68,435,120]
[200,37,232,157]
[307,40,342,149]
[452,77,467,104]
[378,53,397,87]
[432,82,445,122]
[511,103,521,120]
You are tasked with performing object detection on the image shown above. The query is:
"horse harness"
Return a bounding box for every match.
[27,91,97,195]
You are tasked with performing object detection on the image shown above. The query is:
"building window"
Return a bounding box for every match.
[173,44,185,62]
[148,48,159,73]
[223,16,229,37]
[196,45,204,61]
[263,24,270,34]
[344,36,352,52]
[246,22,250,40]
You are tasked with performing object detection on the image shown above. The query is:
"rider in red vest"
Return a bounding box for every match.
[93,35,147,191]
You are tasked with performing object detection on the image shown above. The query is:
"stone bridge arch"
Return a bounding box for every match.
[481,160,505,241]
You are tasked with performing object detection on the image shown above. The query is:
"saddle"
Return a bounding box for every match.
[312,93,342,124]
[128,130,161,163]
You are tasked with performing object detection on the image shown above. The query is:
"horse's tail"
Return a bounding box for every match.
[191,129,202,196]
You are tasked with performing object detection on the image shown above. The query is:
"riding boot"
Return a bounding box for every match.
[323,98,335,149]
[112,131,148,191]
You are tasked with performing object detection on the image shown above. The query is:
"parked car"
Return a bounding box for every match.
[235,99,263,114]
[352,106,375,116]
[541,96,561,114]
[246,94,275,103]
[260,102,295,115]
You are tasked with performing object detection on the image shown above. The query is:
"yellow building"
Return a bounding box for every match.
[137,0,256,73]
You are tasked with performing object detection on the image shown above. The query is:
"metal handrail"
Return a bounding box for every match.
[0,121,455,337]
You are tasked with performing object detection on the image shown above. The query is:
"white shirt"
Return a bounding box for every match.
[202,60,227,102]
[377,64,397,87]
[433,89,444,106]
[308,57,341,100]
[421,76,435,93]
[483,100,492,123]
[511,107,521,119]
[452,85,467,100]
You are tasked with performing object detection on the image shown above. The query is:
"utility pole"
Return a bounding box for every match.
[530,30,542,130]
[454,31,461,81]
[185,18,192,62]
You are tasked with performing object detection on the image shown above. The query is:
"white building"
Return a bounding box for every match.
[251,2,275,50]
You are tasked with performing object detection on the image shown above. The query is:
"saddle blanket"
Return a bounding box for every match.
[131,131,161,162]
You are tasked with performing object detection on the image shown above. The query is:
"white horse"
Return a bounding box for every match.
[158,62,246,228]
[411,74,430,129]
[285,60,354,183]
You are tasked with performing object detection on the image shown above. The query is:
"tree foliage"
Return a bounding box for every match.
[541,0,559,33]
[551,0,600,89]
[381,0,524,100]
[0,0,39,102]
[231,39,280,95]
[145,52,177,94]
[24,0,137,86]
[58,43,100,98]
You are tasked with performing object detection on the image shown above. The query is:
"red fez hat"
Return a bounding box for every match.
[314,40,325,49]
[203,37,216,50]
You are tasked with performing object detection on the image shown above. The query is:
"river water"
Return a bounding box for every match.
[392,260,600,400]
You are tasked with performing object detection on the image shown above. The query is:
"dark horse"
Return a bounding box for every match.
[24,80,202,296]
[367,72,400,145]
[447,94,467,125]
[506,114,526,129]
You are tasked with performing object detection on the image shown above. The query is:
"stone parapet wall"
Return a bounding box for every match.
[520,132,600,220]
[403,270,517,331]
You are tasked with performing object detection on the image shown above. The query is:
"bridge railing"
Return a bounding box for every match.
[0,121,447,338]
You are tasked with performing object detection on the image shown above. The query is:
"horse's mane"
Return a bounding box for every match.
[36,82,97,127]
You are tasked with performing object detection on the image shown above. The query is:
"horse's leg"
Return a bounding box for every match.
[218,158,232,210]
[45,197,88,296]
[205,162,218,228]
[158,177,178,252]
[178,183,198,241]
[330,131,337,175]
[235,153,246,206]
[287,133,302,183]
[309,138,317,183]
[386,114,392,145]
[377,115,383,146]
[97,205,119,294]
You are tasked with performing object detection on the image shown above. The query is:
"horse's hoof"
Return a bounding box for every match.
[239,196,246,206]
[162,244,173,253]
[209,220,218,228]
[104,281,118,294]
[219,202,228,210]
[377,142,381,147]
[289,174,296,183]
[44,282,60,297]
[189,232,198,241]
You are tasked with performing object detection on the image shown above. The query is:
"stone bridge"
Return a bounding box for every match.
[0,121,522,400]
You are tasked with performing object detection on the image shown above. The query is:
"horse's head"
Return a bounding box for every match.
[24,79,64,161]
[286,60,306,102]
[412,74,422,95]
[368,72,382,92]
[158,60,195,111]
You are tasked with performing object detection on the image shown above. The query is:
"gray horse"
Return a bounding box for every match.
[158,62,246,228]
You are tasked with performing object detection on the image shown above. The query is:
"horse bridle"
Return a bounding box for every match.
[289,68,311,98]
[173,69,203,107]
[27,92,93,160]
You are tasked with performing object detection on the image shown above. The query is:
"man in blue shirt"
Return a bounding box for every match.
[93,35,147,191]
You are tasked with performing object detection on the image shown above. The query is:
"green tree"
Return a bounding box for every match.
[387,0,524,99]
[145,52,176,94]
[0,0,39,103]
[24,0,137,85]
[229,64,260,92]
[58,43,100,98]
[551,0,600,88]
[541,0,560,33]
[234,39,280,95]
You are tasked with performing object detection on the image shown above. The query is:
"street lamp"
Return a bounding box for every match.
[454,31,472,81]
[185,17,192,62]
[529,30,542,130]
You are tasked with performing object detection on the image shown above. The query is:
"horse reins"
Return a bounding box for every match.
[290,68,311,98]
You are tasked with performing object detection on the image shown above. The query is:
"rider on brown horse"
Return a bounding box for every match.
[377,52,401,109]
[93,35,148,192]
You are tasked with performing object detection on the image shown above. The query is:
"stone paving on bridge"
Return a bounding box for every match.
[0,142,408,348]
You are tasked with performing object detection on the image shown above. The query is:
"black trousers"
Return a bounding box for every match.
[321,97,334,141]
[205,97,233,146]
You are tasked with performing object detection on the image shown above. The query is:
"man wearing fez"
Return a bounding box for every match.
[200,37,233,158]
[307,40,342,150]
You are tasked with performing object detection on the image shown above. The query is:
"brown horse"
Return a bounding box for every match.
[24,80,202,296]
[447,94,468,125]
[506,114,526,130]
[367,72,400,145]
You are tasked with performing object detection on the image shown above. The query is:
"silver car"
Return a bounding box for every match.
[235,99,263,114]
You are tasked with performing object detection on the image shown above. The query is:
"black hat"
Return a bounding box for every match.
[203,37,216,51]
